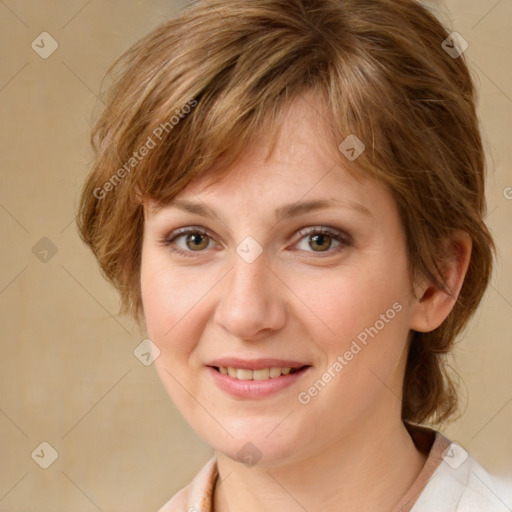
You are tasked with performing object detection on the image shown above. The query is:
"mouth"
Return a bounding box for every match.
[206,360,312,399]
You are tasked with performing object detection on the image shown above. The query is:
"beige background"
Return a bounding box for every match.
[0,1,511,511]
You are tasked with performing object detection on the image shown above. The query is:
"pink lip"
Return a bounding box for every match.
[207,357,307,370]
[207,365,312,399]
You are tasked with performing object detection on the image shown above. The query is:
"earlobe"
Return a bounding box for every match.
[410,231,472,333]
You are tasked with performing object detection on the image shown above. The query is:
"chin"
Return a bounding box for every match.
[216,437,300,468]
[197,418,302,468]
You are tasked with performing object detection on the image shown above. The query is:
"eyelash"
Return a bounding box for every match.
[160,226,352,258]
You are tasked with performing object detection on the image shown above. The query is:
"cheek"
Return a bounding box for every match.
[139,251,228,394]
[296,275,410,423]
[140,254,212,407]
[295,256,412,402]
[140,249,212,338]
[296,263,409,345]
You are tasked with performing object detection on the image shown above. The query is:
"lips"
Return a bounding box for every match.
[207,365,311,398]
[206,357,312,398]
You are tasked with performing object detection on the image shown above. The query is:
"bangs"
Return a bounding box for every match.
[93,1,371,209]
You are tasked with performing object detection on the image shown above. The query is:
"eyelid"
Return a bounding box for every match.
[296,226,353,246]
[164,226,212,242]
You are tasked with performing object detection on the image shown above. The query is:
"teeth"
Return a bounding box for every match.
[237,369,253,380]
[269,367,281,378]
[253,368,270,380]
[218,366,299,380]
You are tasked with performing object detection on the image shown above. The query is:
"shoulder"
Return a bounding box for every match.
[158,456,218,512]
[411,432,512,512]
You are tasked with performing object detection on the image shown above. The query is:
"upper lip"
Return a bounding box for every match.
[207,358,310,370]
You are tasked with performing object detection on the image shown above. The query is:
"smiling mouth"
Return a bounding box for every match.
[212,365,310,381]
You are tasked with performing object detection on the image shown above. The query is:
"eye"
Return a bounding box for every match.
[294,226,352,255]
[161,227,217,257]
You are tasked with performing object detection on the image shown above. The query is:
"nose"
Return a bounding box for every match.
[213,251,287,341]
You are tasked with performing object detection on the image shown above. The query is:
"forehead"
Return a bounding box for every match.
[145,93,373,215]
[144,165,389,236]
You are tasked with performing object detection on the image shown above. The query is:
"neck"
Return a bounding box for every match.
[213,418,426,512]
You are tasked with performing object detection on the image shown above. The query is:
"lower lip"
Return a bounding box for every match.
[207,366,311,399]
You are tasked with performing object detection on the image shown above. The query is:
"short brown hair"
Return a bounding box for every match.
[77,0,495,426]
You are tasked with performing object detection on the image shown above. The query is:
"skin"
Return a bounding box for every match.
[140,92,471,511]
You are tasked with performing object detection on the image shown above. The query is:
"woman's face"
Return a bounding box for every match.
[140,95,420,466]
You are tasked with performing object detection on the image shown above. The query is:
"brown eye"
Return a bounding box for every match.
[295,226,352,256]
[308,233,333,252]
[163,227,215,257]
[185,232,210,251]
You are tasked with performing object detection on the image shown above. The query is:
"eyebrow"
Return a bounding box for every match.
[159,198,373,220]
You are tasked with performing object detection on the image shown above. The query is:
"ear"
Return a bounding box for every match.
[133,184,145,205]
[410,231,472,333]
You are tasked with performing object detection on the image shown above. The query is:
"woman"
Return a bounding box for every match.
[77,0,511,510]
